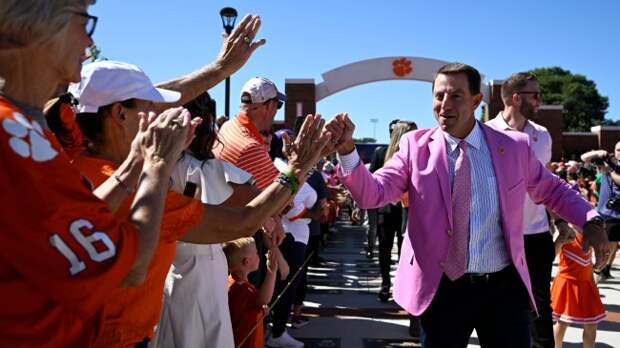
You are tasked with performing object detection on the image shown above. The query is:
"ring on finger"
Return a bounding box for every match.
[243,36,251,44]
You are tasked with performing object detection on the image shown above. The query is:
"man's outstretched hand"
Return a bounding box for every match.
[324,112,356,155]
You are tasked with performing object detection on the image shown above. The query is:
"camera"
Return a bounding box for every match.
[591,156,607,166]
[606,197,620,212]
[591,153,620,174]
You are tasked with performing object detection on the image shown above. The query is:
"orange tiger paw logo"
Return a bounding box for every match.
[393,58,412,77]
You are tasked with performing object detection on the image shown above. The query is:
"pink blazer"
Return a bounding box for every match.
[341,124,597,316]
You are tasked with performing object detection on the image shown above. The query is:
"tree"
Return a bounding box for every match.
[88,45,106,62]
[529,67,609,131]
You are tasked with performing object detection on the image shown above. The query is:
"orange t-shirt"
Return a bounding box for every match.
[228,276,264,348]
[73,155,204,348]
[0,97,137,347]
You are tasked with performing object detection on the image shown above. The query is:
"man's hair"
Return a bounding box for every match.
[501,72,538,104]
[0,0,95,49]
[223,237,255,269]
[433,62,481,95]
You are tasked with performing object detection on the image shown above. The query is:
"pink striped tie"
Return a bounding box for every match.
[444,141,471,281]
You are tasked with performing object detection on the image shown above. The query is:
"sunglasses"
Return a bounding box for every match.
[517,91,540,100]
[271,98,283,110]
[73,12,98,38]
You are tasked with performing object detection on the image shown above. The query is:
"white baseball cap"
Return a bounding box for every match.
[68,60,181,113]
[240,77,286,105]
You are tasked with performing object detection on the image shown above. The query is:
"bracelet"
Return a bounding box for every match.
[273,172,299,194]
[281,171,299,194]
[114,174,135,194]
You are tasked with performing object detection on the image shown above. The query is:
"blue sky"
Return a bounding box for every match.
[90,0,620,144]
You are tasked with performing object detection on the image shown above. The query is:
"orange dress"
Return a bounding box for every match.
[550,234,606,324]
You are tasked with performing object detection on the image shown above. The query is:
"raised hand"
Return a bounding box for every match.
[141,107,191,168]
[283,114,332,179]
[216,15,266,75]
[325,112,356,155]
[320,112,347,156]
[266,248,279,273]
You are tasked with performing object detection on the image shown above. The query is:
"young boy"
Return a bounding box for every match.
[224,237,279,348]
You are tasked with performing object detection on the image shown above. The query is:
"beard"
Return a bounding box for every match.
[519,102,538,120]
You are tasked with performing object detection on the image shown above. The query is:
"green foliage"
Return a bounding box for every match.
[529,67,609,131]
[601,118,620,126]
[353,137,377,143]
[88,45,106,62]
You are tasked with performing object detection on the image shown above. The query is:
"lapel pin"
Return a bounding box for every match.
[499,147,505,154]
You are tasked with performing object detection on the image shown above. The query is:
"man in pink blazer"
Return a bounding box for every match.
[325,63,610,348]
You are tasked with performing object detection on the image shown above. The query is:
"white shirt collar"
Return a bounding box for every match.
[443,121,483,153]
[495,111,534,133]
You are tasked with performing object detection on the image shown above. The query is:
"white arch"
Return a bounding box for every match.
[314,56,489,103]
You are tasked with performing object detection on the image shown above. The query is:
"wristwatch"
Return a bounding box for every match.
[583,216,604,230]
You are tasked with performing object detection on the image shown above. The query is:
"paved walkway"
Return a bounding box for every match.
[285,220,620,348]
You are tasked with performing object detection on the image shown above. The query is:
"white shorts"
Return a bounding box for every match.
[152,243,234,348]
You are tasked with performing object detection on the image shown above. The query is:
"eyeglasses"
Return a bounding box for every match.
[272,98,283,110]
[517,91,540,100]
[73,12,98,38]
[246,98,283,111]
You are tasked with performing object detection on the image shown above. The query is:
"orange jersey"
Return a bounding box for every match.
[228,276,264,348]
[0,97,138,347]
[73,155,204,348]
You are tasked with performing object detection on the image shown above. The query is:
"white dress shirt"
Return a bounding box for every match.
[486,112,552,235]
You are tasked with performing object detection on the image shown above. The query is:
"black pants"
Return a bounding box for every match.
[367,209,378,252]
[295,234,319,305]
[420,265,532,348]
[378,205,403,286]
[307,233,321,265]
[271,234,307,337]
[524,232,555,348]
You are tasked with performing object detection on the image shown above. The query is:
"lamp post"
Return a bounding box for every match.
[370,118,378,140]
[219,7,238,117]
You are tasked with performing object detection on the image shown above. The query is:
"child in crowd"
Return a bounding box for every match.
[225,237,280,348]
[551,226,606,348]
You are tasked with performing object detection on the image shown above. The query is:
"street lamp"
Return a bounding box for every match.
[219,7,238,117]
[370,118,378,140]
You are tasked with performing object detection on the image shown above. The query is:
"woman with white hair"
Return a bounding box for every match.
[0,1,193,346]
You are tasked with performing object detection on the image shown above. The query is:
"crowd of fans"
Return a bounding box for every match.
[0,2,618,348]
[0,2,347,347]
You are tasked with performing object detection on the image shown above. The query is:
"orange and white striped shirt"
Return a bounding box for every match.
[213,112,278,190]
